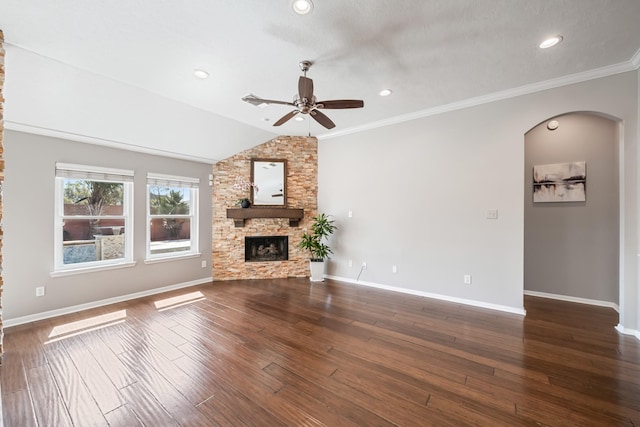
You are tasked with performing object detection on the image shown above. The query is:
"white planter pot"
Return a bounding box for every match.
[309,260,325,282]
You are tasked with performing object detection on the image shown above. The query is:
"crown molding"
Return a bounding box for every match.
[319,59,637,141]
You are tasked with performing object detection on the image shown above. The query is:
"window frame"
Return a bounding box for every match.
[145,172,200,261]
[53,163,135,275]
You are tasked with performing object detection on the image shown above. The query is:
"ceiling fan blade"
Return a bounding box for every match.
[310,110,336,129]
[242,94,295,107]
[298,76,314,101]
[273,110,299,126]
[316,99,364,109]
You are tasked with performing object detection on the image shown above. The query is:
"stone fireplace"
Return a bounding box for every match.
[245,236,288,262]
[0,30,5,357]
[212,136,317,280]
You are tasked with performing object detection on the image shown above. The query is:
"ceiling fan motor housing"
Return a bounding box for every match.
[294,94,316,113]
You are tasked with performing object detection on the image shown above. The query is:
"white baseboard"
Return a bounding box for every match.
[615,324,640,340]
[526,291,640,342]
[524,290,620,312]
[325,275,526,316]
[4,277,212,328]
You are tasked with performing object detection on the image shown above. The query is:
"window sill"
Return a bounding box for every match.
[51,261,137,278]
[144,252,202,265]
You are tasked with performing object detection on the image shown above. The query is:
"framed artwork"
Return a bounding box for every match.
[533,161,586,203]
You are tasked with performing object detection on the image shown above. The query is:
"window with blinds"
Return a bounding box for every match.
[146,173,199,259]
[54,163,134,271]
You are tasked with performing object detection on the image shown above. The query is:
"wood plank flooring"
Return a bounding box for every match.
[1,278,639,426]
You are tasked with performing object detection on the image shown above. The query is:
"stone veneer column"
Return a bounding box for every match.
[0,29,5,359]
[212,136,318,280]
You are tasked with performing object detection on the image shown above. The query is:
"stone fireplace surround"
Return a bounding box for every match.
[0,30,4,358]
[212,136,317,280]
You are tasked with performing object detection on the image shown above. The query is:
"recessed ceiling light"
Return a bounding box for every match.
[292,0,314,15]
[539,35,563,49]
[295,116,305,121]
[193,69,209,79]
[379,89,392,97]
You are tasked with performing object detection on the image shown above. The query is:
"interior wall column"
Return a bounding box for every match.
[0,29,5,360]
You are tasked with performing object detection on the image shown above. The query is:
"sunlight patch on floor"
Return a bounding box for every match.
[46,310,128,343]
[154,291,206,311]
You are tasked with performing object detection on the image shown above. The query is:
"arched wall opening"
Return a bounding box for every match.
[524,111,620,313]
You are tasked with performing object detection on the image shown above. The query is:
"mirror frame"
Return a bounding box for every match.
[250,158,287,207]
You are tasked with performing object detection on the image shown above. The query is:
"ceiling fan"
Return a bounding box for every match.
[242,60,364,129]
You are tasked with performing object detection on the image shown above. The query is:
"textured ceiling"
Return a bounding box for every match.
[1,0,639,143]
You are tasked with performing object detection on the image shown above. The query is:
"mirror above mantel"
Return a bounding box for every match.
[251,159,286,206]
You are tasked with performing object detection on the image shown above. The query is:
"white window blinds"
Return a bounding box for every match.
[56,163,134,182]
[147,172,199,188]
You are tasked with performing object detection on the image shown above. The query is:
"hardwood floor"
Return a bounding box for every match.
[1,278,639,426]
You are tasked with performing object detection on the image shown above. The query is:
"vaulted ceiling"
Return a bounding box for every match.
[1,1,639,159]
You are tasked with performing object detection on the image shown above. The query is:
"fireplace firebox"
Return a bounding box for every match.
[245,236,288,262]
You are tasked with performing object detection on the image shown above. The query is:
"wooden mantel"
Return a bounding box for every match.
[226,207,304,227]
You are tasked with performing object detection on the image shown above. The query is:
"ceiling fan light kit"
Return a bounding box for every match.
[242,60,364,130]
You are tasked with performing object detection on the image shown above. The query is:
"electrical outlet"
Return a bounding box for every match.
[362,262,367,269]
[201,260,207,268]
[486,209,498,219]
[463,274,472,285]
[348,259,353,267]
[348,210,353,218]
[392,265,397,273]
[36,286,45,297]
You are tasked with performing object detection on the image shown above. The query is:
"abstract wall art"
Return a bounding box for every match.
[533,161,586,203]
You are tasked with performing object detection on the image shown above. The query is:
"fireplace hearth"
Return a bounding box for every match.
[245,236,288,262]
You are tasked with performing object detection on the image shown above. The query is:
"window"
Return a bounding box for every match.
[146,173,199,260]
[54,163,134,273]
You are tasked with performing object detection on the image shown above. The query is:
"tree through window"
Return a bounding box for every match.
[54,163,133,271]
[146,173,199,259]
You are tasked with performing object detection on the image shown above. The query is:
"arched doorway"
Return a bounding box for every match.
[524,112,620,309]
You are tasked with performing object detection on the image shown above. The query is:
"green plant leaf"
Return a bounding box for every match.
[297,213,336,260]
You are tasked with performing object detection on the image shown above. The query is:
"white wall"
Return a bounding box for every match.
[319,71,639,331]
[3,44,274,163]
[524,113,618,304]
[3,130,213,323]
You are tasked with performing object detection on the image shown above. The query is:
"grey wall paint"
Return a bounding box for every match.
[524,113,619,303]
[3,130,213,321]
[319,71,638,329]
[320,103,526,311]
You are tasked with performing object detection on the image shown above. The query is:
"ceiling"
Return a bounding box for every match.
[1,0,640,155]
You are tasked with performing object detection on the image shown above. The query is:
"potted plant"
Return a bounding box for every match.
[233,177,258,208]
[236,197,251,208]
[298,213,336,282]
